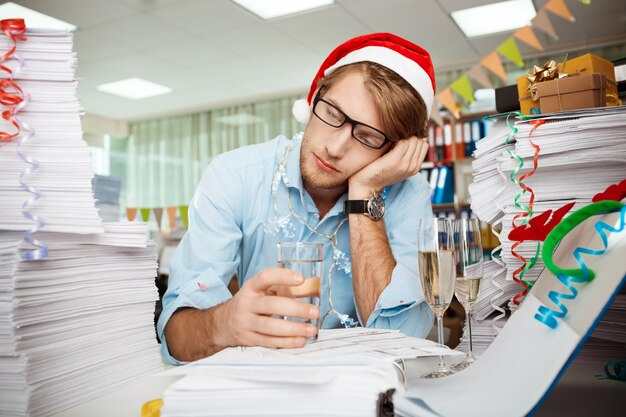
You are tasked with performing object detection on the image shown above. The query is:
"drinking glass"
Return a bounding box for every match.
[276,242,323,342]
[418,217,456,378]
[451,218,484,371]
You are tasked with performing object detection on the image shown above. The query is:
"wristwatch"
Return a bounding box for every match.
[344,192,385,221]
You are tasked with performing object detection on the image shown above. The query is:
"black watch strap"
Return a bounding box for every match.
[344,200,368,214]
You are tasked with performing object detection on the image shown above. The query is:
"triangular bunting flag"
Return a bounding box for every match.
[436,87,459,119]
[153,208,163,231]
[545,0,575,22]
[179,205,189,229]
[140,208,151,223]
[166,206,177,230]
[532,8,558,40]
[450,75,475,103]
[579,0,591,4]
[430,101,444,127]
[467,64,494,89]
[480,51,508,82]
[126,207,138,222]
[514,26,544,51]
[496,37,524,68]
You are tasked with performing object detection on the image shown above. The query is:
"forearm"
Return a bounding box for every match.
[348,214,396,324]
[163,302,231,362]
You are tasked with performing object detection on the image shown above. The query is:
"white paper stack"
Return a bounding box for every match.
[0,29,102,234]
[160,328,462,417]
[1,27,162,417]
[0,224,162,417]
[468,107,626,315]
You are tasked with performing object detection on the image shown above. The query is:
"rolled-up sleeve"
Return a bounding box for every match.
[157,156,243,364]
[365,177,435,337]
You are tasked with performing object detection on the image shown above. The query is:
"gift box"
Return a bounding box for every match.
[516,74,541,115]
[536,73,606,114]
[559,53,619,106]
[495,84,520,113]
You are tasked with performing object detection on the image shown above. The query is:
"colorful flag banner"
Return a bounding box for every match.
[179,205,189,229]
[480,51,508,82]
[467,64,494,89]
[126,207,138,222]
[436,87,459,119]
[545,0,575,22]
[496,37,524,68]
[450,75,475,103]
[140,208,151,223]
[167,206,177,230]
[532,8,558,40]
[514,26,544,51]
[153,207,163,231]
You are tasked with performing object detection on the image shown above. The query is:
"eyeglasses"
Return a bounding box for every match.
[312,93,390,149]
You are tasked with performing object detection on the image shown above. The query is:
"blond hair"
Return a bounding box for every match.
[316,62,429,141]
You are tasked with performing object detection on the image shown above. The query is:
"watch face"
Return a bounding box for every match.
[367,194,385,220]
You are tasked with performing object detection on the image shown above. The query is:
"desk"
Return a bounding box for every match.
[52,353,625,417]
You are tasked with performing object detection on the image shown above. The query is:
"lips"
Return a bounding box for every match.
[313,154,338,173]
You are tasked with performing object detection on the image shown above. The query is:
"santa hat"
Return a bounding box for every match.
[292,32,436,124]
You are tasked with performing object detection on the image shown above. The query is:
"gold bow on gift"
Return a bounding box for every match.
[526,60,568,101]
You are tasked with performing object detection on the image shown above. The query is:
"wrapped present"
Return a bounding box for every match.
[537,73,606,114]
[517,74,541,115]
[559,53,620,107]
[495,84,520,113]
[516,60,562,115]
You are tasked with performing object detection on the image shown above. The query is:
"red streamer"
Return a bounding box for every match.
[0,19,26,143]
[510,119,545,304]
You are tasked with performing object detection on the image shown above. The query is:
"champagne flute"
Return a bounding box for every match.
[418,217,456,378]
[451,218,484,371]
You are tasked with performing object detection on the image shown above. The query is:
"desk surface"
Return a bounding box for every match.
[51,353,625,417]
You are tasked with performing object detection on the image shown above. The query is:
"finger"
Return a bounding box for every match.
[253,295,320,319]
[247,268,304,293]
[247,333,308,349]
[252,315,318,338]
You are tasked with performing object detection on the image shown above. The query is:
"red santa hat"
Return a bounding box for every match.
[292,32,436,124]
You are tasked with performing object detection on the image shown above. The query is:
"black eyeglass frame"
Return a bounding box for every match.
[312,93,391,149]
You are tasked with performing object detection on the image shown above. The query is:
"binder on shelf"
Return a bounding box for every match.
[432,165,454,204]
[443,123,453,161]
[454,122,464,160]
[463,122,472,157]
[434,126,444,161]
[470,120,483,155]
[428,166,439,201]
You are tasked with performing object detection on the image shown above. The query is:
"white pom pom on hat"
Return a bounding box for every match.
[293,32,436,123]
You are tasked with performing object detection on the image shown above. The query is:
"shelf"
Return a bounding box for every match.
[433,202,470,210]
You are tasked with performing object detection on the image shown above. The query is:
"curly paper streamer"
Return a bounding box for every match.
[596,361,626,382]
[592,179,626,203]
[508,202,576,242]
[1,20,48,259]
[534,201,625,329]
[503,112,532,303]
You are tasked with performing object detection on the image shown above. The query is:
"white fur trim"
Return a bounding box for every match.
[292,98,311,124]
[324,46,434,117]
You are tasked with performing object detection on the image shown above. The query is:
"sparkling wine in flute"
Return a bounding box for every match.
[418,250,455,315]
[454,276,482,307]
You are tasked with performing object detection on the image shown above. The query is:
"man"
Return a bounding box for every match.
[158,33,436,364]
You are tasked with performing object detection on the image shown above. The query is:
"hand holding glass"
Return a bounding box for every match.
[451,218,484,371]
[418,218,456,378]
[276,242,322,342]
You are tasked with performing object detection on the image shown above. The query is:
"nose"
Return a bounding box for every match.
[325,123,353,158]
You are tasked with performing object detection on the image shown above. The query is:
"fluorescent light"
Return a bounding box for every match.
[96,78,172,100]
[452,0,536,38]
[0,2,77,31]
[231,0,334,19]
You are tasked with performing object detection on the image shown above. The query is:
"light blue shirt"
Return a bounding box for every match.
[157,134,435,364]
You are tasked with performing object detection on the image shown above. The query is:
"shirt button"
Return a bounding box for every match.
[313,213,320,219]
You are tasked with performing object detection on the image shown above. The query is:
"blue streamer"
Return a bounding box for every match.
[14,97,48,260]
[534,205,626,329]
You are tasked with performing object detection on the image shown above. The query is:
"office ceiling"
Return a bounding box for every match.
[8,0,626,121]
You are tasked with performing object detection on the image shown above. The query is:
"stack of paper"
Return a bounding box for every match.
[0,29,102,234]
[468,107,626,316]
[160,328,463,417]
[1,27,162,417]
[92,175,122,222]
[0,224,162,417]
